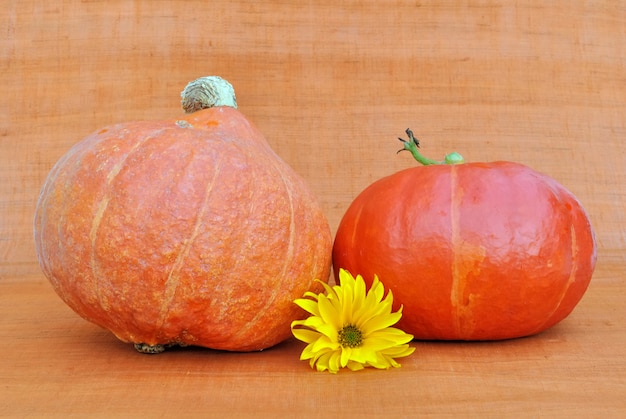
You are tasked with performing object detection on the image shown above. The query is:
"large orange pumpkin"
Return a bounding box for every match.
[34,76,332,352]
[332,130,596,340]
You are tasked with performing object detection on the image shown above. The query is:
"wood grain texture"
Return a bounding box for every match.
[2,0,625,416]
[1,269,624,417]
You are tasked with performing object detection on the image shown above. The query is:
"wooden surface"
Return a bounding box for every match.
[1,273,625,417]
[2,1,625,417]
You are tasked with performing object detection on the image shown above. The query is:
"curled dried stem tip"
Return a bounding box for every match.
[181,76,238,114]
[397,128,464,165]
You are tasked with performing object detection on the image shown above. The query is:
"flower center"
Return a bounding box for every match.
[338,324,363,348]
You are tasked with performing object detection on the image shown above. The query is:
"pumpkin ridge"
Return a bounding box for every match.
[37,143,85,287]
[89,195,111,310]
[156,154,225,334]
[449,167,462,336]
[40,127,133,311]
[35,143,78,260]
[530,224,579,335]
[213,140,267,278]
[348,205,363,253]
[231,158,297,342]
[89,133,158,311]
[449,166,475,338]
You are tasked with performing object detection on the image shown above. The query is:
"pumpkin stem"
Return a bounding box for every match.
[181,76,238,113]
[397,129,464,165]
[134,343,166,354]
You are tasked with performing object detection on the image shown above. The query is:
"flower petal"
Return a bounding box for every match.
[293,298,321,316]
[300,343,318,361]
[340,346,352,368]
[346,360,365,372]
[291,328,321,344]
[361,310,402,334]
[368,327,415,345]
[381,344,416,358]
[328,351,342,374]
[311,335,340,353]
[317,294,341,331]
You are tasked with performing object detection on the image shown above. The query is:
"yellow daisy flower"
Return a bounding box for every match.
[291,269,415,373]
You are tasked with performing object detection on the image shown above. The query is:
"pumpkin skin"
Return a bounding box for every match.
[34,105,332,351]
[332,161,596,340]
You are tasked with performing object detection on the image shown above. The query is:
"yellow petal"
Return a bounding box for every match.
[340,286,354,326]
[292,317,337,341]
[300,343,317,361]
[313,350,335,373]
[352,279,390,326]
[346,360,366,372]
[348,274,367,317]
[291,328,321,344]
[340,346,352,368]
[369,276,385,303]
[361,311,402,334]
[311,336,339,353]
[367,357,393,370]
[328,351,342,374]
[302,291,321,300]
[317,294,341,331]
[381,344,416,358]
[293,298,321,316]
[368,327,415,345]
[337,268,354,285]
[353,273,367,299]
[347,346,379,365]
[296,315,325,329]
[319,280,337,299]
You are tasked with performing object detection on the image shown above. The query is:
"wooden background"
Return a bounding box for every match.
[2,1,625,417]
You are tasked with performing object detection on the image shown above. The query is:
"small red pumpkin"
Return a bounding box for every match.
[34,76,332,352]
[332,130,596,340]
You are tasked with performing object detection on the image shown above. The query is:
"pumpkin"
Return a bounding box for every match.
[34,76,332,353]
[332,129,596,341]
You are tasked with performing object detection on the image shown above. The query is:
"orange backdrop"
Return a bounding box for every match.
[3,1,624,280]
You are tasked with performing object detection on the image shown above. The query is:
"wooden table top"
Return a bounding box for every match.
[1,266,625,417]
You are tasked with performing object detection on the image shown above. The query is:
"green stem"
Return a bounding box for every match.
[397,129,464,165]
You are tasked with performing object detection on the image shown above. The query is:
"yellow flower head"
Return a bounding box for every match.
[291,269,415,373]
